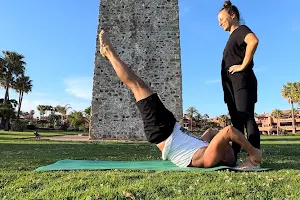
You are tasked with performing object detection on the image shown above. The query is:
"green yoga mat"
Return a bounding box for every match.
[35,159,271,172]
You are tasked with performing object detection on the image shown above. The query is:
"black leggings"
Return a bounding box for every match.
[222,69,260,158]
[226,88,260,157]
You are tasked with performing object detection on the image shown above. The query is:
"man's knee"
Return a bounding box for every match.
[224,125,233,133]
[223,125,241,138]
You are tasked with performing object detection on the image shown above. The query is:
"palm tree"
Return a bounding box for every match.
[0,99,18,130]
[0,51,26,129]
[281,82,299,134]
[84,106,92,131]
[202,114,209,119]
[13,75,33,120]
[271,109,283,135]
[55,104,72,120]
[30,110,35,117]
[68,111,85,130]
[286,108,298,118]
[37,105,46,119]
[186,107,198,118]
[186,107,198,131]
[296,82,300,109]
[218,115,229,128]
[46,105,55,115]
[84,106,91,118]
[194,112,202,121]
[0,58,6,88]
[0,51,26,103]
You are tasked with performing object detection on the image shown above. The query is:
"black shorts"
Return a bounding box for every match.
[136,93,176,144]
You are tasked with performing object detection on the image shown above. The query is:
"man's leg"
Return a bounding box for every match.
[99,30,176,146]
[99,30,153,102]
[200,125,262,168]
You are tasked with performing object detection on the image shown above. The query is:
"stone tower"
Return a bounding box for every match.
[90,0,182,140]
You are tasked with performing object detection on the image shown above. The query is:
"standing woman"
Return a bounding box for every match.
[218,1,260,160]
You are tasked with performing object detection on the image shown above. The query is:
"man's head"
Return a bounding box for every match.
[219,144,236,166]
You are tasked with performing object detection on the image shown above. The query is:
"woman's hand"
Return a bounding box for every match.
[228,65,244,74]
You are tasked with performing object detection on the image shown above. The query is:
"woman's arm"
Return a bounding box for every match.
[240,33,259,70]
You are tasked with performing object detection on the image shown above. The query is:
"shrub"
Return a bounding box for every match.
[27,124,36,130]
[11,121,27,132]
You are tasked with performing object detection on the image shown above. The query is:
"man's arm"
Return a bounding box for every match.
[201,128,219,142]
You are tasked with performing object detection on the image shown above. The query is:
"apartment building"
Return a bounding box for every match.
[255,110,300,134]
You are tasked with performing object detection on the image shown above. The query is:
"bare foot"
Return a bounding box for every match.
[236,160,260,169]
[99,30,115,58]
[249,148,262,166]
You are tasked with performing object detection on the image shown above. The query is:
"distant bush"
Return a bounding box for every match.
[37,127,55,131]
[27,124,36,130]
[11,121,27,132]
[279,129,288,135]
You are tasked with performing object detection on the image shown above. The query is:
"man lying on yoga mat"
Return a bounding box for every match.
[99,30,262,169]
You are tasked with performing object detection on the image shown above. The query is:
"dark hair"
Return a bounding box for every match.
[220,1,241,23]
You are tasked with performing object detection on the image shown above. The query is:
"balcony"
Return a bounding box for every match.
[279,126,300,131]
[277,118,300,123]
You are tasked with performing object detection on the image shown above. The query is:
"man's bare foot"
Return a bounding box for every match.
[236,160,260,169]
[99,30,115,58]
[249,148,262,166]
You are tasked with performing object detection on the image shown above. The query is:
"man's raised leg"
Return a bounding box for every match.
[99,30,153,102]
[199,126,262,168]
[99,30,175,149]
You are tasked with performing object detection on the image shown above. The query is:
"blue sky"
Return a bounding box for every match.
[0,0,299,118]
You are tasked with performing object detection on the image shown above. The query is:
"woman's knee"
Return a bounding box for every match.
[237,111,251,122]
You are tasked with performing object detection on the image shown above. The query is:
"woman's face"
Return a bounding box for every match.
[218,10,234,31]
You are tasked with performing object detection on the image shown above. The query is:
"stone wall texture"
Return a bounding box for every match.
[90,0,183,140]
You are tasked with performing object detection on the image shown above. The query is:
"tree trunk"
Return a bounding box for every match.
[4,85,9,103]
[4,76,11,102]
[0,118,5,129]
[4,117,9,131]
[17,91,23,120]
[292,102,296,134]
[277,120,279,135]
[3,84,10,130]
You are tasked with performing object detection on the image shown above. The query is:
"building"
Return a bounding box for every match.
[255,110,300,134]
[182,114,197,131]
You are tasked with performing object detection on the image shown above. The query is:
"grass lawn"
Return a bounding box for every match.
[1,132,300,199]
[0,130,80,141]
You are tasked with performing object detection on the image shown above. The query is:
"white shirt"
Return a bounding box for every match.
[162,123,209,167]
